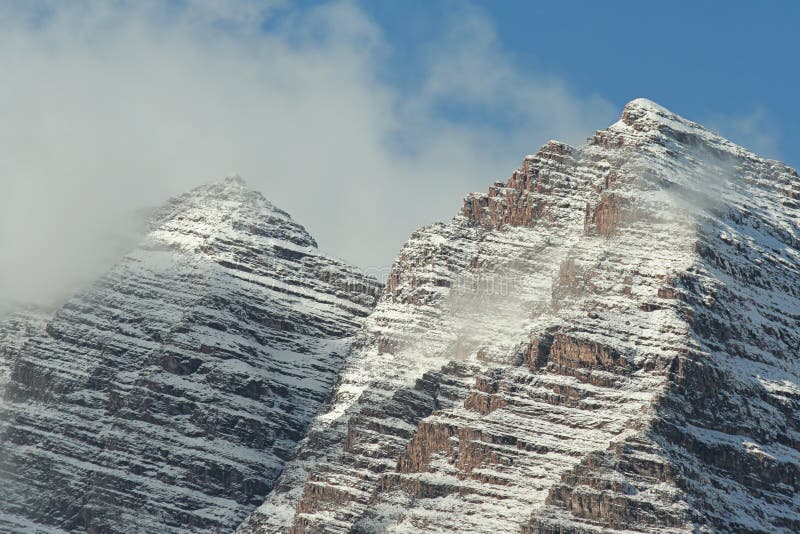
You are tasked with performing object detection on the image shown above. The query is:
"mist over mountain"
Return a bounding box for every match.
[0,0,617,309]
[2,99,799,533]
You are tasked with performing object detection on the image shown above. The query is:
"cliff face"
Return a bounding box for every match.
[0,305,52,396]
[0,177,381,532]
[240,100,800,533]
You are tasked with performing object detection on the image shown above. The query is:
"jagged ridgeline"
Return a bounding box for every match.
[240,100,800,534]
[0,177,382,532]
[2,99,800,534]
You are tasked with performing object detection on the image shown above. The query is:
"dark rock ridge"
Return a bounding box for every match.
[0,176,381,532]
[239,100,800,533]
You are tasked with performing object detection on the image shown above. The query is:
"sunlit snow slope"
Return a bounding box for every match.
[239,99,800,534]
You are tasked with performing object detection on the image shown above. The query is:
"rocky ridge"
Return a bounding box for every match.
[0,176,381,533]
[239,99,800,533]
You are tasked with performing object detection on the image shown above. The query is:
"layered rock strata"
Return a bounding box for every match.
[0,177,381,533]
[241,100,800,533]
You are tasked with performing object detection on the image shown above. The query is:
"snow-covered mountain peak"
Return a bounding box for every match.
[241,100,800,534]
[147,176,319,254]
[623,96,675,115]
[0,179,381,532]
[613,98,750,166]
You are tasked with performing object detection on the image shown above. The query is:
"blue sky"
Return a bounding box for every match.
[359,0,797,163]
[0,0,796,304]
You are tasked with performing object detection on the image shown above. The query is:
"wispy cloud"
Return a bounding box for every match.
[705,107,782,160]
[0,0,615,306]
[413,4,614,147]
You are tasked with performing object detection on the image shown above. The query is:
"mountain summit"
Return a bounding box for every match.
[0,178,381,532]
[240,99,800,534]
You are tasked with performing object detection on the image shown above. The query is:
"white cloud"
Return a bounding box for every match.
[705,107,782,160]
[0,0,615,307]
[414,4,614,148]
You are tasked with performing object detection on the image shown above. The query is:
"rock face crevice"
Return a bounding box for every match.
[240,99,800,534]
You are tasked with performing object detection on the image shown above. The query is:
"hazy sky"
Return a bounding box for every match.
[0,0,794,306]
